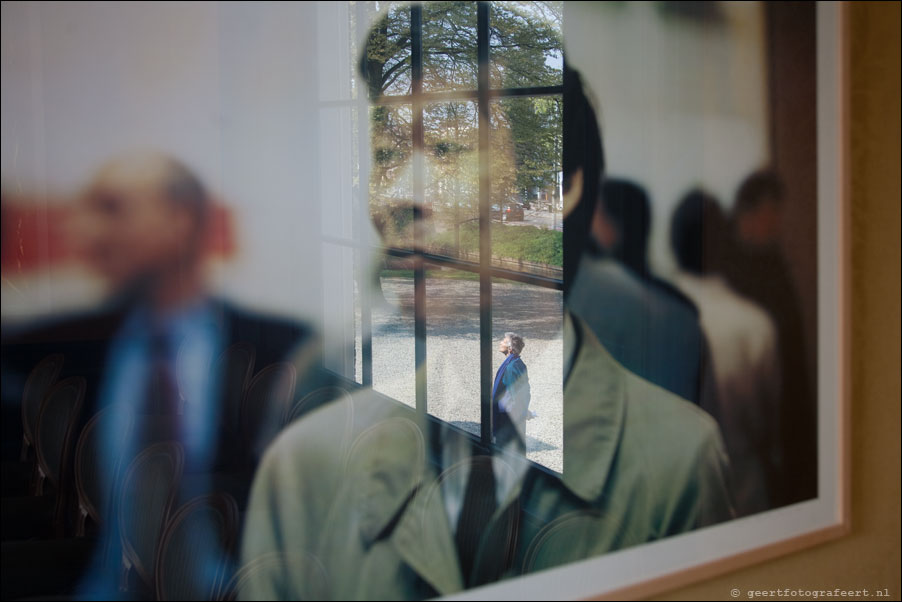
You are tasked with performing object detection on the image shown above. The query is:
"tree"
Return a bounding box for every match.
[361,1,564,257]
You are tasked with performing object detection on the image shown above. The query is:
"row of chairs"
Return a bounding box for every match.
[11,344,345,515]
[3,348,350,600]
[127,443,331,601]
[117,440,239,601]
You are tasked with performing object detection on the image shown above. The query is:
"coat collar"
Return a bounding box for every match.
[496,352,517,377]
[344,406,465,595]
[560,313,627,502]
[389,464,465,595]
[385,443,529,595]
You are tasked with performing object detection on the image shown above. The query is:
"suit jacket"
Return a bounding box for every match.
[569,251,713,406]
[1,297,316,470]
[492,354,530,426]
[240,314,733,600]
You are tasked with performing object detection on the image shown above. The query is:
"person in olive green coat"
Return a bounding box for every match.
[239,312,733,600]
[238,34,734,600]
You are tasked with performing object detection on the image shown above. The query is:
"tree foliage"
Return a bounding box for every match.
[362,1,563,263]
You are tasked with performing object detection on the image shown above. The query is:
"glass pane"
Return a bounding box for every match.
[423,101,479,260]
[422,1,478,93]
[369,104,415,250]
[492,279,563,472]
[360,2,412,97]
[426,268,481,435]
[322,243,359,383]
[317,1,353,103]
[371,267,415,408]
[319,106,358,240]
[490,1,564,89]
[490,98,563,279]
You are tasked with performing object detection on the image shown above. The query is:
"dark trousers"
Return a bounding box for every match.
[493,411,526,455]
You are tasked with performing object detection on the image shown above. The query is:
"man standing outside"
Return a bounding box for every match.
[492,332,530,453]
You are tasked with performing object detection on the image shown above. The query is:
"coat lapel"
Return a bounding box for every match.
[385,443,532,593]
[342,407,463,595]
[561,314,627,502]
[389,465,465,596]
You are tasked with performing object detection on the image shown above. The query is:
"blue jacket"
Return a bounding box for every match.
[492,353,530,424]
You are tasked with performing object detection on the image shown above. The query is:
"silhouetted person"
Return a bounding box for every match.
[670,189,782,517]
[596,178,651,275]
[598,178,701,305]
[725,169,816,505]
[570,177,713,404]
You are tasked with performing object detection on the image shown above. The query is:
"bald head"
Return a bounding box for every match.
[87,152,209,227]
[79,152,209,291]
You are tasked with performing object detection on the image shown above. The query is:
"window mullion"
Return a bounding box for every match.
[411,4,427,416]
[356,0,373,387]
[477,1,492,447]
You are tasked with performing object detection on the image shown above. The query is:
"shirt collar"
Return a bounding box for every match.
[117,297,219,339]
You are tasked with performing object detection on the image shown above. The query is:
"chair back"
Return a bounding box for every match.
[213,343,256,436]
[285,386,352,425]
[20,353,65,461]
[239,362,296,464]
[118,441,184,595]
[219,551,328,601]
[33,376,86,497]
[154,492,239,601]
[73,405,135,536]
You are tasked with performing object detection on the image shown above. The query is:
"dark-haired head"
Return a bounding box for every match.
[734,169,783,216]
[598,178,651,274]
[732,169,784,249]
[562,68,605,295]
[670,189,728,276]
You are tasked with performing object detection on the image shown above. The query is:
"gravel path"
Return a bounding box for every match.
[356,276,564,473]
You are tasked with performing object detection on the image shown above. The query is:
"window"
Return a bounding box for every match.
[321,1,564,470]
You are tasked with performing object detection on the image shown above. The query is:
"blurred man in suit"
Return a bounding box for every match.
[3,152,315,471]
[0,152,320,598]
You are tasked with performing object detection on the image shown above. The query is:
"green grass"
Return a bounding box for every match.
[381,268,480,281]
[429,222,562,267]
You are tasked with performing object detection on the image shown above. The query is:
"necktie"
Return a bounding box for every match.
[455,455,496,587]
[144,325,180,416]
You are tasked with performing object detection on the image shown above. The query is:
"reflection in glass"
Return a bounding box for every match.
[322,243,359,382]
[422,1,478,92]
[490,1,563,89]
[489,98,563,279]
[423,101,479,259]
[371,268,415,408]
[360,2,412,97]
[319,106,358,240]
[369,104,414,249]
[492,279,563,472]
[426,269,481,435]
